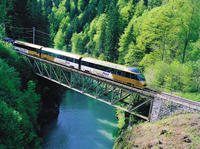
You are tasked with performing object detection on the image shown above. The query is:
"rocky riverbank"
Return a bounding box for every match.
[37,77,65,133]
[113,113,200,148]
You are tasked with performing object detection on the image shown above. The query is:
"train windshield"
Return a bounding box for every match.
[138,74,146,81]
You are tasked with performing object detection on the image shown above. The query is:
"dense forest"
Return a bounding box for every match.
[0,0,200,148]
[0,42,42,148]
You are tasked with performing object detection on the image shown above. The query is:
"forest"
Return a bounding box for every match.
[0,0,200,148]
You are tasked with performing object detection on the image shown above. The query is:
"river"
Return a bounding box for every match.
[43,90,118,149]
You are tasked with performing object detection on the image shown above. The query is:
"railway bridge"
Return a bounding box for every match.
[23,53,200,122]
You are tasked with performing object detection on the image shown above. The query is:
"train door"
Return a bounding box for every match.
[78,57,83,69]
[39,47,43,58]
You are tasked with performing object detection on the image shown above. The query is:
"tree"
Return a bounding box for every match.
[124,42,144,66]
[71,32,85,54]
[93,14,107,57]
[176,0,200,63]
[49,0,67,40]
[104,1,119,62]
[118,21,135,64]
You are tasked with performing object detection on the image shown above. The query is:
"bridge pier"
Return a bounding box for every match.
[150,97,200,122]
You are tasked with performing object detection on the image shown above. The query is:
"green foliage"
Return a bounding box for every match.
[118,20,135,64]
[54,29,66,50]
[144,61,197,92]
[134,0,147,17]
[148,0,163,9]
[116,109,125,129]
[71,32,85,54]
[49,0,67,40]
[187,38,200,62]
[124,42,144,66]
[93,14,107,57]
[0,40,42,148]
[104,1,119,62]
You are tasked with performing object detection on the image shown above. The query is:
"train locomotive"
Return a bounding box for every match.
[2,38,146,87]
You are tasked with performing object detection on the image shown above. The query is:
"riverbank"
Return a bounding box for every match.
[37,77,65,128]
[113,113,200,148]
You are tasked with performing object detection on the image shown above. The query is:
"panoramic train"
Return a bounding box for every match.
[2,37,146,87]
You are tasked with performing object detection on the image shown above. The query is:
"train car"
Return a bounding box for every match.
[4,38,146,87]
[41,47,82,69]
[13,40,42,56]
[81,57,146,87]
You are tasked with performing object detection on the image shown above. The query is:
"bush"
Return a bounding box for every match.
[145,61,194,92]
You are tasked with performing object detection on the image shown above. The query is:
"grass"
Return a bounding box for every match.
[174,92,200,102]
[113,113,200,149]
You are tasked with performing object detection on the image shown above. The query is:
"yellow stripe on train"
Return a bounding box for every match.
[112,74,146,87]
[41,54,55,61]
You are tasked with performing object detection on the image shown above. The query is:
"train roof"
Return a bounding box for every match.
[42,47,82,59]
[82,57,142,74]
[15,40,43,49]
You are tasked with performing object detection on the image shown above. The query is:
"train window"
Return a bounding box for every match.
[130,74,137,80]
[42,51,47,55]
[96,64,104,71]
[15,43,29,50]
[55,54,59,58]
[93,63,97,68]
[46,51,51,56]
[81,61,89,66]
[116,70,119,75]
[121,71,126,77]
[89,62,94,68]
[73,58,78,63]
[126,72,130,78]
[61,55,65,59]
[75,59,78,63]
[110,69,116,74]
[102,65,108,71]
[65,57,72,62]
[81,61,85,65]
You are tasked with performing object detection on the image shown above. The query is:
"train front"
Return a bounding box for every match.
[127,67,147,87]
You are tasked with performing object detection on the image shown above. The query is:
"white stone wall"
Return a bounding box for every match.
[150,98,200,122]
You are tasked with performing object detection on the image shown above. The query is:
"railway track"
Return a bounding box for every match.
[144,87,200,109]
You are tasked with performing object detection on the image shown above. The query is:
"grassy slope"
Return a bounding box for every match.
[114,113,200,149]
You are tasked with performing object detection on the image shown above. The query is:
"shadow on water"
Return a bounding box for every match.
[43,89,118,149]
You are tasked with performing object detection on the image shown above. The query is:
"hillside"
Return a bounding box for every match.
[114,113,200,148]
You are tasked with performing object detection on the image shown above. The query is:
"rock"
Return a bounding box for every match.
[183,135,192,143]
[132,144,138,148]
[191,122,198,126]
[147,144,153,148]
[160,130,167,135]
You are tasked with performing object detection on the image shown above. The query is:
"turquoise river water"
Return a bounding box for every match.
[43,90,118,149]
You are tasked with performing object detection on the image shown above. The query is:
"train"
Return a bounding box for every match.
[2,37,146,87]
